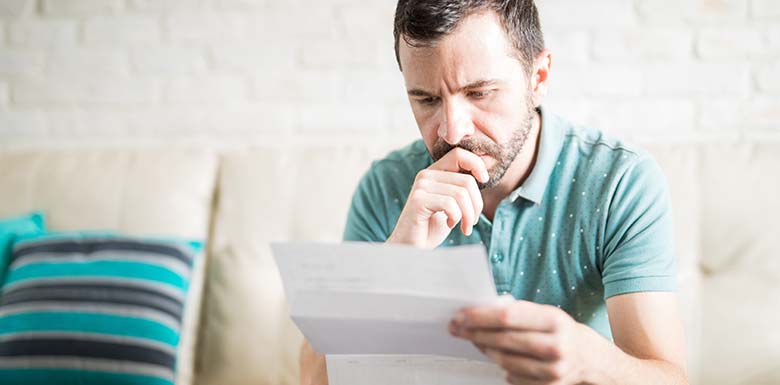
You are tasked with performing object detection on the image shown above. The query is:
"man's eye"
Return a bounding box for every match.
[418,97,439,105]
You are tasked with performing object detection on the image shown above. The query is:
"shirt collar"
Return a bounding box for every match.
[507,105,565,205]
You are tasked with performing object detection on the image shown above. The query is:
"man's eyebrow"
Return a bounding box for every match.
[462,79,499,90]
[407,88,435,97]
[407,79,500,97]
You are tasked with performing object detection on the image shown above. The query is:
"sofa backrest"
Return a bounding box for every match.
[0,150,218,239]
[197,142,707,385]
[194,145,391,385]
[3,142,778,385]
[0,149,219,385]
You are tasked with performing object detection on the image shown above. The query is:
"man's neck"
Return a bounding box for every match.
[480,110,542,221]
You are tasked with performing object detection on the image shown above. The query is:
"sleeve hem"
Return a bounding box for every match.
[603,276,677,299]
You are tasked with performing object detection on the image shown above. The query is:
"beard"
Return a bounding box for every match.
[430,96,535,190]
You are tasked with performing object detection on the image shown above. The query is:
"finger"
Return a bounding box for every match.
[417,180,476,235]
[429,147,489,184]
[299,340,328,385]
[430,211,450,231]
[454,301,565,332]
[484,348,563,382]
[455,330,560,361]
[505,373,550,385]
[415,190,462,229]
[416,169,483,220]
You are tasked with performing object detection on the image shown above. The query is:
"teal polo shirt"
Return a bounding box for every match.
[343,106,677,340]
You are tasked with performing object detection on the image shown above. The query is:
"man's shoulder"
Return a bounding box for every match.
[378,139,431,164]
[346,140,430,233]
[365,139,432,181]
[545,110,667,205]
[550,111,651,169]
[547,111,668,213]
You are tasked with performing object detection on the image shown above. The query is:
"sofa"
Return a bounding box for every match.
[0,141,777,385]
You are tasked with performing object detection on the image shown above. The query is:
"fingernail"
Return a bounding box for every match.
[454,312,468,326]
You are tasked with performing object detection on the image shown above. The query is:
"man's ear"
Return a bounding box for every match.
[530,49,552,108]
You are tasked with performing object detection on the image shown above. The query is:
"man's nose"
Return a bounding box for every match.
[437,99,474,145]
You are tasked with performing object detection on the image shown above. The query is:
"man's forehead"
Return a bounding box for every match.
[398,39,518,93]
[397,11,523,89]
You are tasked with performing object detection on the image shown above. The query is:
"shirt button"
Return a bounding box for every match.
[490,253,504,263]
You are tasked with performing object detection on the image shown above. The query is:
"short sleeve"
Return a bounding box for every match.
[342,164,391,242]
[600,155,677,299]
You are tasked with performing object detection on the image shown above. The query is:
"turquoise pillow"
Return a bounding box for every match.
[0,212,46,285]
[0,232,203,385]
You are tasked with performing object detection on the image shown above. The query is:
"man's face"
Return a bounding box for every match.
[398,10,536,189]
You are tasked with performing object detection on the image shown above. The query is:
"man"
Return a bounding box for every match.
[301,1,688,384]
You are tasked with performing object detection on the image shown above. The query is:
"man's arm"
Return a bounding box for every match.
[449,291,688,385]
[585,291,687,385]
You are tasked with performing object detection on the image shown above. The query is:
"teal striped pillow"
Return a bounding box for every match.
[0,212,46,286]
[0,233,202,385]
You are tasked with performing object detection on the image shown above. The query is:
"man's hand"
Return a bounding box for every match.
[387,147,489,248]
[300,340,328,385]
[449,300,599,385]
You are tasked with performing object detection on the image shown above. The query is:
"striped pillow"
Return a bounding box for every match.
[0,233,202,385]
[0,212,46,286]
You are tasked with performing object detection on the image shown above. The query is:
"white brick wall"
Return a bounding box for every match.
[41,0,124,16]
[0,0,778,148]
[0,81,9,106]
[0,0,36,19]
[84,16,160,46]
[0,50,46,76]
[753,0,780,20]
[9,20,79,47]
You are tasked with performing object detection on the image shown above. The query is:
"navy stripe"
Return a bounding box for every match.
[0,289,183,321]
[11,240,192,265]
[0,339,175,368]
[1,282,183,302]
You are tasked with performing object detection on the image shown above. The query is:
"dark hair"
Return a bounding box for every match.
[393,0,544,73]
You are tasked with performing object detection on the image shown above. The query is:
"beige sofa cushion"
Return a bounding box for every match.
[197,145,390,385]
[644,144,703,384]
[701,273,780,385]
[201,142,708,385]
[0,150,217,238]
[0,149,218,385]
[697,144,780,385]
[699,144,780,278]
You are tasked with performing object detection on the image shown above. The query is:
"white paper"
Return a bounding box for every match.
[326,355,506,385]
[271,242,509,385]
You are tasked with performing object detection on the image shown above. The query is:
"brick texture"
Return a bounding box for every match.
[41,0,124,16]
[0,0,777,147]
